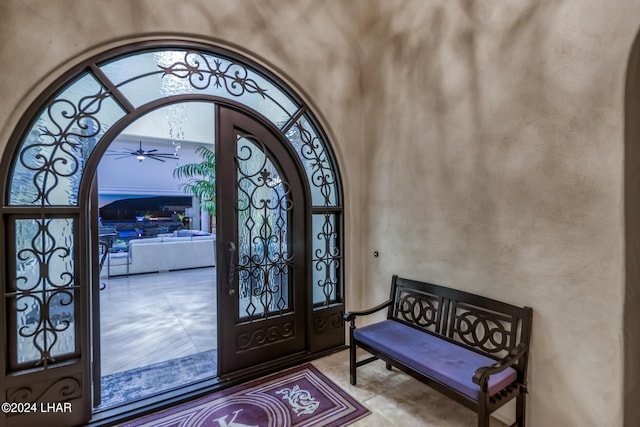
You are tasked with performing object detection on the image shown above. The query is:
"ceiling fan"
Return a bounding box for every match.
[105,141,179,162]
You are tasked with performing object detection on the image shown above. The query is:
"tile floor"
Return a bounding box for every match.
[99,267,217,376]
[99,268,509,426]
[312,350,509,427]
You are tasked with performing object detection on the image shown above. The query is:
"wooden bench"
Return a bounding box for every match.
[344,275,533,427]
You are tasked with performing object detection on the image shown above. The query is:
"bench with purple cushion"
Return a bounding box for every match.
[344,275,533,427]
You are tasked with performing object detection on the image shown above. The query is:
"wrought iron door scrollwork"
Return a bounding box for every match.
[313,214,340,306]
[313,312,343,332]
[235,135,293,319]
[7,376,81,406]
[13,289,76,364]
[8,218,78,367]
[236,322,294,350]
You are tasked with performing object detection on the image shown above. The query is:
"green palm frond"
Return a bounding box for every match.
[173,145,216,216]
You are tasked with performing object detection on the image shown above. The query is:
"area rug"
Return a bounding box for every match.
[118,364,370,427]
[101,350,217,409]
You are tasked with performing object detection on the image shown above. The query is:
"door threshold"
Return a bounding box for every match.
[89,375,224,426]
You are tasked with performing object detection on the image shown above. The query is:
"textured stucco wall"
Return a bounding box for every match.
[358,2,636,426]
[0,0,638,426]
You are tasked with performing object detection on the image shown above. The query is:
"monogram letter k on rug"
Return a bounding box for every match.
[119,364,370,427]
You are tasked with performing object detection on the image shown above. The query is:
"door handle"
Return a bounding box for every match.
[98,241,109,291]
[226,241,236,296]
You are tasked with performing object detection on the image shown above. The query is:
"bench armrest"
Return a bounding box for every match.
[472,343,528,391]
[343,299,393,325]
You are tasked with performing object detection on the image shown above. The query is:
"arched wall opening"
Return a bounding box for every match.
[0,39,345,426]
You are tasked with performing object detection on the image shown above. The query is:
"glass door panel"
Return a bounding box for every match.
[236,135,292,319]
[10,217,78,368]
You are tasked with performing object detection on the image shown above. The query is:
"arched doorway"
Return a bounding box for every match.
[624,27,640,427]
[0,41,344,427]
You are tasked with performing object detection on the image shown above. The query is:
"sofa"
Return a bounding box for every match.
[102,233,216,277]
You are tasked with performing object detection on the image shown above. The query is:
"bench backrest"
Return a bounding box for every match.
[388,275,533,377]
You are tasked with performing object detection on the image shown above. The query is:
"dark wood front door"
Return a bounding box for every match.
[217,106,307,377]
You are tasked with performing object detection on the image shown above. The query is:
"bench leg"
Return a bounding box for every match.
[516,393,526,426]
[478,412,490,427]
[385,362,392,371]
[478,395,490,427]
[349,343,357,385]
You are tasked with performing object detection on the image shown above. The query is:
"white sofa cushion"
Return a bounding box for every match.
[101,235,216,277]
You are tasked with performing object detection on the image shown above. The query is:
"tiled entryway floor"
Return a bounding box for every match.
[99,267,217,376]
[312,350,509,427]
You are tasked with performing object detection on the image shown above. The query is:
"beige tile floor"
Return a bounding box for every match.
[99,268,509,426]
[312,350,509,427]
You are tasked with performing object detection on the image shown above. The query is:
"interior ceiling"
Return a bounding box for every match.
[118,101,215,147]
[98,102,215,200]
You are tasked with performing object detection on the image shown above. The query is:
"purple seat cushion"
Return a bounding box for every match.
[353,320,517,399]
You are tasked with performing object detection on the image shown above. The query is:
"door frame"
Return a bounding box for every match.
[1,40,345,427]
[217,105,309,378]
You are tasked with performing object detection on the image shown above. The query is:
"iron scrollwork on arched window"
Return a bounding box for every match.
[100,50,299,127]
[291,122,336,206]
[285,116,342,306]
[10,74,125,206]
[159,52,267,101]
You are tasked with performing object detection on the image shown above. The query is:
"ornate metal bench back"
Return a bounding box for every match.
[389,276,532,374]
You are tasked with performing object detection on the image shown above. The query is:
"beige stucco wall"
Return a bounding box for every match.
[360,2,635,425]
[0,0,638,425]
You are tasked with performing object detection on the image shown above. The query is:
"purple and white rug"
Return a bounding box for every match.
[119,364,369,427]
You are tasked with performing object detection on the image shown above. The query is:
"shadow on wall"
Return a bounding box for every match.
[360,1,573,275]
[624,24,640,427]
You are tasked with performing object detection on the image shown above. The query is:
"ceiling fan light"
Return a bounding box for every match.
[106,141,175,162]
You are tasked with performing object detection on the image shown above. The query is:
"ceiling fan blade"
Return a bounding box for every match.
[146,149,159,153]
[147,156,167,162]
[153,156,179,161]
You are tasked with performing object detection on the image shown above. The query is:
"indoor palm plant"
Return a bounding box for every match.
[173,145,216,225]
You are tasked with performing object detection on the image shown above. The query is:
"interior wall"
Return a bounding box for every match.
[0,0,638,426]
[356,1,637,425]
[625,28,640,427]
